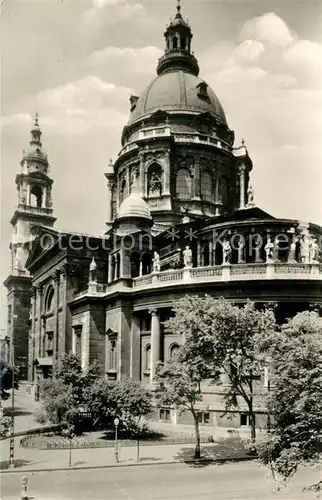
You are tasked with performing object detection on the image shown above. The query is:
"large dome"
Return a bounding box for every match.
[128,71,227,126]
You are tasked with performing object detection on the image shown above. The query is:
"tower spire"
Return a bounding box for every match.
[30,111,42,148]
[176,0,181,15]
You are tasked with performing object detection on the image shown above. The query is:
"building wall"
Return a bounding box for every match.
[5,277,31,379]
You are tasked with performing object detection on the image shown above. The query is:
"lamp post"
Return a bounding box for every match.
[8,315,17,468]
[114,417,120,463]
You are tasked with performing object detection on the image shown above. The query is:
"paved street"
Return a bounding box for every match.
[1,462,320,500]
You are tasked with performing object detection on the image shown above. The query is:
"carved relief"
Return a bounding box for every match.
[147,162,163,196]
[130,165,139,193]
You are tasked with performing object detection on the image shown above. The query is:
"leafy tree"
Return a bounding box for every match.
[40,354,100,427]
[0,414,11,438]
[86,378,152,432]
[165,296,276,440]
[155,354,213,459]
[0,359,19,400]
[257,311,322,493]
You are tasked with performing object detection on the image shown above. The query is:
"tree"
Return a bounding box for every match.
[257,311,322,493]
[0,359,19,400]
[165,296,276,440]
[0,415,11,438]
[86,378,152,431]
[155,354,212,459]
[40,353,100,427]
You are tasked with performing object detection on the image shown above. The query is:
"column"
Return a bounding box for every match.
[212,230,217,264]
[106,182,112,223]
[42,186,47,208]
[193,158,201,199]
[255,236,262,263]
[59,266,67,354]
[29,288,36,382]
[131,315,141,380]
[209,241,213,266]
[139,256,143,277]
[27,184,31,206]
[120,250,124,279]
[238,165,246,209]
[139,153,145,197]
[53,270,60,361]
[36,285,43,359]
[197,242,201,267]
[238,238,245,264]
[163,150,170,195]
[149,308,160,382]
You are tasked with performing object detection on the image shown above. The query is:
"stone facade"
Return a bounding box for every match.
[4,4,322,428]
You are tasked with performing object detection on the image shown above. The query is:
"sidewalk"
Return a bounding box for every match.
[0,386,254,473]
[0,438,253,473]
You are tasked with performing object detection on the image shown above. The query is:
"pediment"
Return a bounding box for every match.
[25,226,60,270]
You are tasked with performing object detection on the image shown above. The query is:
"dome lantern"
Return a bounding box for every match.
[157,0,199,77]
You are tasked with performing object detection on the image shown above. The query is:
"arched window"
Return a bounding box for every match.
[202,243,210,266]
[176,169,192,200]
[180,37,186,50]
[130,252,140,278]
[201,171,213,202]
[147,163,162,196]
[142,253,152,275]
[119,179,126,205]
[172,36,178,49]
[115,253,120,280]
[30,185,42,208]
[44,286,54,312]
[145,344,151,371]
[170,343,180,359]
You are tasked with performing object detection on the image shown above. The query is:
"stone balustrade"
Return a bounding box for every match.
[73,262,322,301]
[132,262,322,290]
[117,129,231,158]
[16,204,53,214]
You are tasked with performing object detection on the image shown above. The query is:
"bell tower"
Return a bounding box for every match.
[10,113,56,273]
[4,114,56,378]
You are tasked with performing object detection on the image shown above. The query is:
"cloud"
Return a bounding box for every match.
[1,113,32,129]
[238,12,295,47]
[200,12,322,223]
[82,1,152,28]
[85,46,162,87]
[91,0,123,10]
[1,76,133,136]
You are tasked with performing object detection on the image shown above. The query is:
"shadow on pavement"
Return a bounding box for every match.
[174,437,251,468]
[0,459,33,470]
[137,456,161,462]
[3,407,33,417]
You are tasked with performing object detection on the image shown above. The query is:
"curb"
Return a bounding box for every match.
[0,455,256,474]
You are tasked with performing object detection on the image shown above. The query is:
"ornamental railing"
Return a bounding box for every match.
[73,262,322,300]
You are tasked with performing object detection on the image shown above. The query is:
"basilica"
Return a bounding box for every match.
[5,3,322,429]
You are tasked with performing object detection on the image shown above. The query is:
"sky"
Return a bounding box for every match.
[1,0,322,330]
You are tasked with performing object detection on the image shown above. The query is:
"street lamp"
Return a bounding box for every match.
[8,313,18,469]
[114,417,120,463]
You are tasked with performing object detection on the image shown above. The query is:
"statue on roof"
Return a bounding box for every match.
[247,183,255,208]
[152,251,160,273]
[89,257,97,283]
[183,245,193,268]
[222,240,231,264]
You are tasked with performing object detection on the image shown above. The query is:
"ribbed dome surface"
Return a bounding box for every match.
[116,193,152,221]
[22,147,48,164]
[128,71,227,125]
